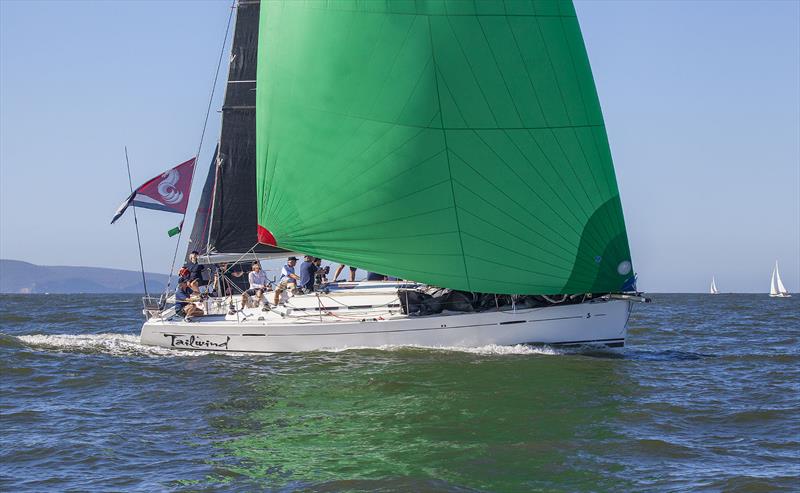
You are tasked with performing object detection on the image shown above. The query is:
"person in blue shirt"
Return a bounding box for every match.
[298,255,319,293]
[273,256,300,305]
[175,278,204,321]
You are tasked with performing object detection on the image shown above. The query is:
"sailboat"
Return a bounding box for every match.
[710,277,719,295]
[769,261,791,298]
[139,0,646,353]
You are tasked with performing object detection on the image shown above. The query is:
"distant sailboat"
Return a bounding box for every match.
[769,261,792,298]
[710,277,719,295]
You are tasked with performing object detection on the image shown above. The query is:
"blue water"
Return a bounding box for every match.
[1,294,798,492]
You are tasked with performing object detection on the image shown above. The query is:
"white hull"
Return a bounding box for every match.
[140,293,632,353]
[769,293,792,298]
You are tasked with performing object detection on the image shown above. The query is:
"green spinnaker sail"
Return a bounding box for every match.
[256,0,634,295]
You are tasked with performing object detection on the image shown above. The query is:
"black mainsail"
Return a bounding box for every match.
[187,0,285,260]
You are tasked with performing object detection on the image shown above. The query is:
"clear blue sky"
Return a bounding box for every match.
[1,0,798,293]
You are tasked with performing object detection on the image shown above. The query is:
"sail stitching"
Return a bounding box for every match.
[468,128,605,254]
[443,15,500,127]
[429,15,472,291]
[270,18,430,225]
[455,206,580,269]
[475,16,525,127]
[275,125,431,229]
[283,176,453,242]
[448,151,585,258]
[502,129,587,231]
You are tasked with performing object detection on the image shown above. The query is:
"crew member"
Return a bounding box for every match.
[241,261,270,308]
[298,255,319,293]
[182,250,206,292]
[175,277,204,322]
[273,256,300,305]
[333,264,357,282]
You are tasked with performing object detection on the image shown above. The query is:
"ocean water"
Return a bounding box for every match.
[1,294,797,492]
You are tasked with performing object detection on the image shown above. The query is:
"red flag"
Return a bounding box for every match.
[112,158,196,224]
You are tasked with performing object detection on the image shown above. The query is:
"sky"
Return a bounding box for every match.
[1,0,798,293]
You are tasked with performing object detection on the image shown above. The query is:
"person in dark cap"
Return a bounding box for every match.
[273,256,300,305]
[175,277,204,322]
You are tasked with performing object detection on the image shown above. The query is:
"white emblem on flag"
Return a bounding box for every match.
[157,169,183,205]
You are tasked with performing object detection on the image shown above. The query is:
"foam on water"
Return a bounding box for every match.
[13,334,564,358]
[322,343,564,356]
[15,333,213,357]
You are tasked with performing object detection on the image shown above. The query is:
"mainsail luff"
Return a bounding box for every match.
[255,0,634,294]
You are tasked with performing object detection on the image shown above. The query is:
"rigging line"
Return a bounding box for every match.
[199,152,220,254]
[164,0,236,296]
[124,146,149,299]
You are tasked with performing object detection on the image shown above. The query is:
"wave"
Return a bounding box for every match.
[321,343,565,356]
[13,333,213,357]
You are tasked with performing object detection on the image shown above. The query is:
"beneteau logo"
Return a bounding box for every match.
[157,169,183,205]
[165,334,230,349]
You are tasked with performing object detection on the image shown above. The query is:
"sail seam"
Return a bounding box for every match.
[429,15,471,291]
[298,8,575,19]
[443,15,500,127]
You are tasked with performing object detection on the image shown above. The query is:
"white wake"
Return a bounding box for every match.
[15,335,564,358]
[322,343,564,356]
[15,333,213,357]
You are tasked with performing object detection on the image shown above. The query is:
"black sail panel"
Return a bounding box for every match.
[186,146,217,257]
[205,0,285,255]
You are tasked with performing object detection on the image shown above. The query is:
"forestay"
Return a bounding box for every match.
[255,0,634,295]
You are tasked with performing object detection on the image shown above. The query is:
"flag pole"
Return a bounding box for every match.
[124,146,150,299]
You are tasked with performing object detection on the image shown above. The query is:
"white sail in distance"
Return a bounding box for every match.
[770,261,792,297]
[775,262,788,294]
[710,277,719,294]
[770,267,778,296]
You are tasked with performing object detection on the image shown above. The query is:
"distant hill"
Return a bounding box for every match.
[0,259,169,294]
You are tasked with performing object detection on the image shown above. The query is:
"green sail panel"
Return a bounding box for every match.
[256,0,634,294]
